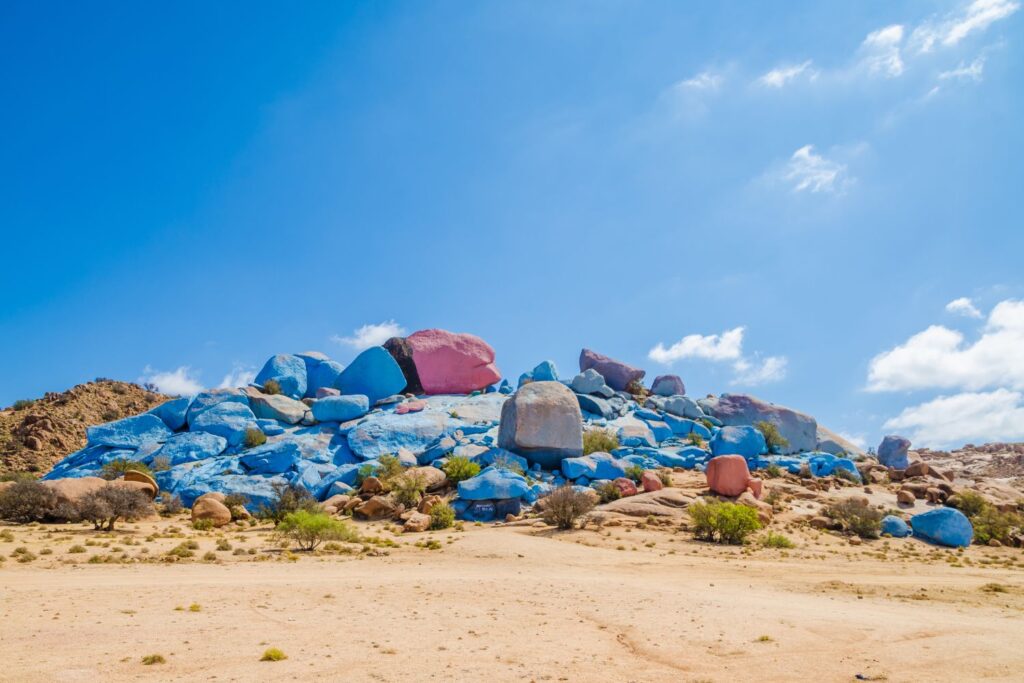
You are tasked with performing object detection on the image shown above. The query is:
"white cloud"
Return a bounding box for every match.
[860,24,906,77]
[784,145,848,193]
[675,71,723,91]
[139,366,203,396]
[757,60,817,88]
[731,355,788,386]
[911,0,1020,53]
[649,327,745,363]
[331,320,406,351]
[838,431,868,449]
[649,327,786,386]
[945,296,983,318]
[867,299,1024,392]
[938,57,986,81]
[217,365,256,389]
[883,388,1024,448]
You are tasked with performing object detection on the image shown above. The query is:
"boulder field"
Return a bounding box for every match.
[41,328,971,543]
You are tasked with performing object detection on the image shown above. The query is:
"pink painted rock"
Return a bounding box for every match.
[613,477,638,497]
[705,455,763,499]
[407,329,501,395]
[579,348,645,392]
[395,399,427,414]
[316,387,341,398]
[641,470,663,492]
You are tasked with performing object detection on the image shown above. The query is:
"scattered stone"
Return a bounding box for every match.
[403,511,431,533]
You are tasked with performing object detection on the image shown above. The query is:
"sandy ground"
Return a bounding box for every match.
[1,514,1022,683]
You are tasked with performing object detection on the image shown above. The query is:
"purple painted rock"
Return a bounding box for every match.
[699,393,816,455]
[578,349,645,392]
[651,375,685,397]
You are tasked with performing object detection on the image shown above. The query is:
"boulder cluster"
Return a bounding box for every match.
[41,328,978,545]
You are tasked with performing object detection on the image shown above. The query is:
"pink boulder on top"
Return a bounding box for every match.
[406,329,502,395]
[705,455,763,499]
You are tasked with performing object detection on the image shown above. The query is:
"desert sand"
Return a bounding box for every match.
[1,514,1022,683]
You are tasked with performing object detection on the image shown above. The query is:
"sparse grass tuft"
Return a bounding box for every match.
[141,654,165,665]
[583,429,619,455]
[261,648,287,662]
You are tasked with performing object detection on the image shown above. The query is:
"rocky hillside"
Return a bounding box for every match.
[0,381,169,476]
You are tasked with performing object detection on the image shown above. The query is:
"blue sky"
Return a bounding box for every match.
[2,1,1022,449]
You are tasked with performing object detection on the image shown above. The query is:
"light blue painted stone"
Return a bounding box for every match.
[296,351,329,395]
[308,359,345,396]
[620,453,662,470]
[576,393,616,419]
[881,515,911,538]
[561,452,626,480]
[255,353,308,399]
[174,473,288,509]
[663,414,712,440]
[190,401,259,447]
[312,394,369,422]
[148,396,191,431]
[154,432,227,466]
[475,447,529,473]
[347,412,449,460]
[532,360,559,382]
[910,507,973,547]
[186,389,248,425]
[806,452,862,481]
[517,372,534,388]
[457,466,532,501]
[650,450,688,468]
[709,425,766,460]
[570,368,605,394]
[239,441,301,474]
[663,396,705,420]
[257,419,286,436]
[86,414,172,449]
[634,408,661,421]
[498,379,513,394]
[878,435,911,469]
[644,420,672,443]
[335,346,406,404]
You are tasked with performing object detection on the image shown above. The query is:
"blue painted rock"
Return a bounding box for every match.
[699,394,816,455]
[335,346,407,404]
[255,354,308,399]
[570,368,606,394]
[651,375,685,397]
[347,412,450,461]
[148,396,191,431]
[86,414,172,449]
[579,348,644,392]
[663,414,712,440]
[312,394,369,423]
[576,393,616,419]
[531,360,559,382]
[709,425,766,460]
[662,396,706,420]
[239,441,302,475]
[561,452,626,481]
[498,381,583,468]
[186,389,249,426]
[308,359,345,397]
[878,435,911,470]
[881,515,911,538]
[189,401,259,447]
[910,507,973,547]
[154,432,228,466]
[457,466,532,500]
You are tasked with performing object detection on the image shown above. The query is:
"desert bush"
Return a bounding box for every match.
[947,490,989,518]
[825,499,882,539]
[261,648,287,662]
[276,510,359,551]
[762,532,795,549]
[159,494,183,516]
[99,458,153,481]
[755,420,789,453]
[222,493,250,519]
[429,501,455,530]
[243,428,267,449]
[490,453,525,475]
[541,485,595,530]
[391,472,426,508]
[77,484,155,531]
[150,456,171,472]
[970,506,1022,546]
[595,481,621,504]
[375,454,404,487]
[583,429,620,455]
[192,519,214,531]
[624,465,644,483]
[763,463,783,479]
[688,500,761,544]
[0,479,58,523]
[657,469,672,486]
[833,467,860,484]
[687,432,705,448]
[256,481,319,525]
[442,455,480,485]
[12,399,35,411]
[141,654,165,665]
[262,379,281,395]
[625,379,648,401]
[0,472,37,483]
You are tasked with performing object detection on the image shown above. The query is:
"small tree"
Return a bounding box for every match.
[825,499,882,539]
[688,500,761,544]
[99,458,154,481]
[391,472,426,508]
[0,480,58,523]
[429,501,455,530]
[541,486,595,530]
[276,510,359,551]
[442,456,480,485]
[77,484,154,530]
[256,482,318,525]
[583,429,619,455]
[755,421,789,454]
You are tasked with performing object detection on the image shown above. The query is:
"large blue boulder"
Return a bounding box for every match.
[308,359,345,396]
[190,401,259,447]
[148,396,191,431]
[709,425,766,460]
[663,395,705,419]
[457,466,532,501]
[881,515,911,538]
[311,394,369,423]
[255,354,308,399]
[910,508,973,548]
[805,452,862,481]
[531,360,559,382]
[86,414,172,449]
[239,441,302,475]
[186,389,248,425]
[335,346,407,404]
[561,452,626,480]
[172,472,288,509]
[347,412,449,460]
[576,393,616,419]
[154,432,228,466]
[663,414,712,440]
[878,435,911,470]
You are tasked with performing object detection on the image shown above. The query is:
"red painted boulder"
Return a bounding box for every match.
[613,477,638,497]
[641,470,664,492]
[406,329,501,395]
[705,455,763,499]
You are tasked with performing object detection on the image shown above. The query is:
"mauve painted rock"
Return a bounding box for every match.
[613,477,638,497]
[705,454,763,498]
[407,328,501,395]
[641,470,663,492]
[578,348,645,392]
[651,375,685,397]
[700,393,817,455]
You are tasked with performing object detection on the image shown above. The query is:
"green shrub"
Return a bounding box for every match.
[150,456,171,472]
[541,485,595,530]
[260,648,287,662]
[755,421,789,453]
[656,469,672,487]
[948,490,989,518]
[12,399,35,411]
[375,454,404,487]
[624,465,644,483]
[490,453,525,475]
[192,519,214,531]
[68,544,86,554]
[687,432,706,448]
[595,481,621,504]
[391,472,426,508]
[971,506,1022,545]
[262,379,281,395]
[583,429,620,455]
[442,456,481,485]
[688,500,761,544]
[141,654,165,665]
[216,538,232,551]
[429,502,455,530]
[762,532,795,549]
[763,463,783,478]
[276,510,360,551]
[243,428,267,449]
[825,499,882,539]
[699,418,714,431]
[0,479,58,523]
[256,482,319,524]
[833,467,860,484]
[99,458,153,481]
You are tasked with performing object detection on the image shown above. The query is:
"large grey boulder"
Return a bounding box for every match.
[498,381,583,468]
[816,426,866,457]
[700,393,817,454]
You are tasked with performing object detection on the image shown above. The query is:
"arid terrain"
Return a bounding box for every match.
[2,497,1022,683]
